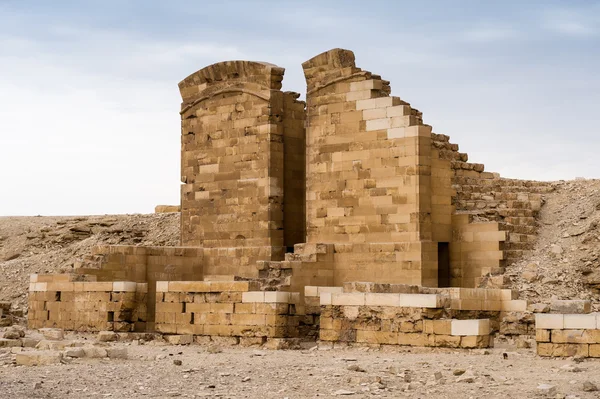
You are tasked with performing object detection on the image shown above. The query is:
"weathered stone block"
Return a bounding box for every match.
[550,300,591,314]
[16,351,62,366]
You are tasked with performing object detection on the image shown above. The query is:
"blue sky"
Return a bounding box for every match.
[1,1,599,215]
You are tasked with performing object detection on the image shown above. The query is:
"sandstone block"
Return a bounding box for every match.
[589,344,600,357]
[16,351,62,366]
[264,292,290,303]
[112,282,137,292]
[164,335,193,345]
[550,300,591,314]
[98,331,117,342]
[365,293,401,307]
[21,338,41,348]
[451,319,490,336]
[0,338,21,348]
[107,347,128,359]
[64,347,85,358]
[535,329,551,343]
[156,281,169,292]
[399,294,440,308]
[331,293,365,306]
[83,345,108,358]
[535,314,564,329]
[36,340,69,350]
[460,335,491,349]
[320,293,332,306]
[40,328,64,341]
[563,314,596,329]
[551,329,600,344]
[433,334,461,348]
[242,292,265,303]
[501,300,528,312]
[423,320,452,335]
[537,343,589,357]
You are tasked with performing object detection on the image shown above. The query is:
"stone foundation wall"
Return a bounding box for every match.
[75,245,203,330]
[318,292,492,348]
[27,274,147,332]
[535,302,600,357]
[154,281,305,342]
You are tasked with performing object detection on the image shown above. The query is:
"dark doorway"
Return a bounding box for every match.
[437,242,450,287]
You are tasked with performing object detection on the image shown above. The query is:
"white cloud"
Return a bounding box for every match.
[542,6,599,37]
[461,26,519,43]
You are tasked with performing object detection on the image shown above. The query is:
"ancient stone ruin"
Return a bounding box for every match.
[27,48,600,356]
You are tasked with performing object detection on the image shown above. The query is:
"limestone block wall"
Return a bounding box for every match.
[450,215,507,287]
[179,61,305,278]
[74,245,203,330]
[318,292,492,348]
[302,48,439,287]
[432,133,554,264]
[154,281,303,342]
[28,274,147,332]
[535,300,600,357]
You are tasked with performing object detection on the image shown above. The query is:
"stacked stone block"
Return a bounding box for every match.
[302,48,440,287]
[431,133,553,264]
[450,215,507,287]
[535,300,600,357]
[319,292,492,348]
[28,274,147,332]
[75,245,203,330]
[179,61,305,278]
[155,281,302,342]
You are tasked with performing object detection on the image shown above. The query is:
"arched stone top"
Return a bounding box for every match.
[178,60,285,108]
[302,48,367,93]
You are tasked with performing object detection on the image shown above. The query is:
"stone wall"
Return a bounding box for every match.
[535,300,600,357]
[318,292,492,348]
[299,48,511,288]
[28,274,147,332]
[74,245,202,330]
[432,133,554,264]
[154,280,304,345]
[179,61,305,278]
[302,49,439,286]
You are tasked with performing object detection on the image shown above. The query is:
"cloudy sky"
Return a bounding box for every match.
[1,1,599,216]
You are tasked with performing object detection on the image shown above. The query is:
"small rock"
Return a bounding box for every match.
[107,347,128,359]
[40,328,64,341]
[98,331,117,342]
[550,244,563,255]
[453,369,466,376]
[64,348,85,358]
[456,372,475,383]
[173,359,182,366]
[347,364,366,372]
[33,382,42,389]
[334,389,356,396]
[583,381,598,392]
[560,364,583,373]
[537,383,557,396]
[2,330,21,340]
[242,377,251,382]
[164,335,193,345]
[433,371,443,380]
[207,345,222,354]
[83,346,107,358]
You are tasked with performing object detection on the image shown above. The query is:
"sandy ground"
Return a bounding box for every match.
[1,336,600,399]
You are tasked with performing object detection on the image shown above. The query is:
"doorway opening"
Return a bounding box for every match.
[437,242,450,287]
